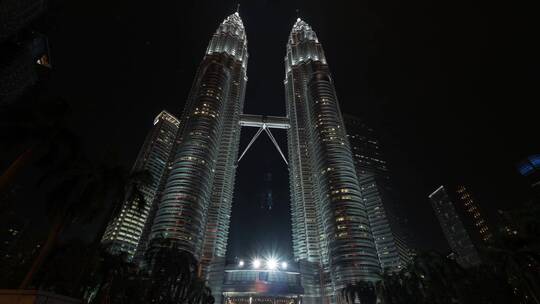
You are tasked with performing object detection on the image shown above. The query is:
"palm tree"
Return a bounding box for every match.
[145,238,197,304]
[144,237,214,304]
[356,281,377,304]
[186,280,213,304]
[376,272,414,304]
[339,281,377,304]
[36,239,93,296]
[405,251,476,304]
[467,264,516,304]
[90,251,136,304]
[340,283,356,304]
[18,156,152,290]
[0,98,79,196]
[376,252,482,304]
[483,231,540,303]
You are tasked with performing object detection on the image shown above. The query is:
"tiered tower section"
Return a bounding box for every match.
[285,18,380,304]
[147,14,248,303]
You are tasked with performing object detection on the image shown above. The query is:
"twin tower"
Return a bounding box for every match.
[102,12,381,304]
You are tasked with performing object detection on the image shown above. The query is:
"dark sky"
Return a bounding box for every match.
[43,0,539,255]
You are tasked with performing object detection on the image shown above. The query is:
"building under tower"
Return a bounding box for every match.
[343,114,412,272]
[101,111,180,259]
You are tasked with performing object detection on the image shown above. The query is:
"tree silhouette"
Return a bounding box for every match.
[19,155,152,289]
[144,237,214,304]
[0,98,79,196]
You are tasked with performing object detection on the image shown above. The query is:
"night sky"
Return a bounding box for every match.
[42,0,538,256]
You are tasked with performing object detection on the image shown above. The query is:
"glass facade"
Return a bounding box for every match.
[429,186,481,267]
[101,111,180,259]
[147,13,248,303]
[285,19,380,304]
[343,114,411,272]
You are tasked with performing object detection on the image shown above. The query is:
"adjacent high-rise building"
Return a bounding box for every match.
[101,110,180,258]
[455,185,492,243]
[285,18,380,304]
[429,185,483,268]
[343,115,411,272]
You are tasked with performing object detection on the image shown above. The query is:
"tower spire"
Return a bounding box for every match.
[236,3,240,13]
[296,8,300,20]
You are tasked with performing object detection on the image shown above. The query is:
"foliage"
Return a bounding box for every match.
[355,200,540,304]
[18,152,153,289]
[84,250,148,304]
[370,221,540,304]
[84,239,214,304]
[339,281,377,304]
[144,238,214,304]
[0,98,80,196]
[1,93,211,304]
[37,239,94,296]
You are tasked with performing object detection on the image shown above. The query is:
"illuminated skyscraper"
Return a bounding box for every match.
[429,185,482,268]
[101,110,180,258]
[146,12,248,302]
[105,13,391,304]
[343,115,411,272]
[285,18,380,304]
[455,185,492,243]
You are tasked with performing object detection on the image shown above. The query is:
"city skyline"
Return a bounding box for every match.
[1,0,538,303]
[93,4,536,272]
[30,1,536,255]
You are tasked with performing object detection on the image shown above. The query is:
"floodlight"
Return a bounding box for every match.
[252,259,261,269]
[238,260,245,267]
[281,261,288,269]
[266,258,278,270]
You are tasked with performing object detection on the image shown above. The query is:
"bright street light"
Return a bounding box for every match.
[252,258,261,269]
[281,261,288,269]
[238,260,244,267]
[266,258,278,270]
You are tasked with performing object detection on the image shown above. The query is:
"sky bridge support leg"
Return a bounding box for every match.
[237,124,289,167]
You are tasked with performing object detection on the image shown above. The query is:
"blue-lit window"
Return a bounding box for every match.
[529,155,540,168]
[259,272,269,282]
[518,163,534,176]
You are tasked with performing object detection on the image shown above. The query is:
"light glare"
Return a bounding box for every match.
[266,258,278,270]
[281,261,288,269]
[238,260,244,267]
[252,259,261,269]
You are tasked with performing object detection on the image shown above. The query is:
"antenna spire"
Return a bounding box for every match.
[236,3,240,13]
[296,9,300,19]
